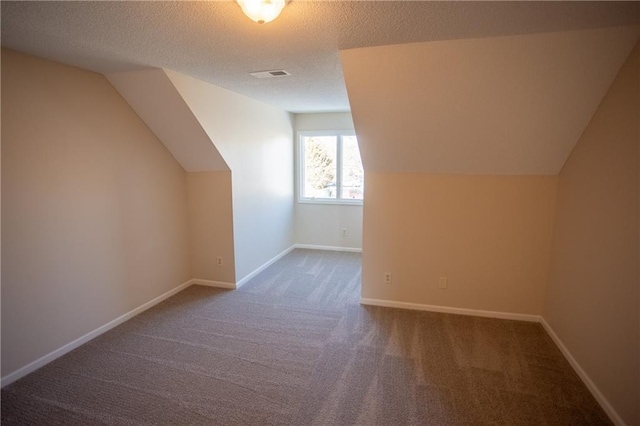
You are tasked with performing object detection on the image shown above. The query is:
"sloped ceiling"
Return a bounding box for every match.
[107,70,228,172]
[341,26,639,175]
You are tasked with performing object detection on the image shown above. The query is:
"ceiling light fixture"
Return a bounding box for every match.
[237,0,286,24]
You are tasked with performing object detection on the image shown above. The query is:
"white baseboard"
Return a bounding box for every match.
[235,245,296,288]
[360,297,540,322]
[294,243,362,253]
[233,243,362,288]
[190,279,235,289]
[2,262,622,426]
[0,244,350,386]
[540,317,625,426]
[358,297,621,425]
[1,279,193,388]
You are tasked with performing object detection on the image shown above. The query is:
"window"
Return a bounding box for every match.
[298,131,364,204]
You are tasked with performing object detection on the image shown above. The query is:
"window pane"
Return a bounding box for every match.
[303,136,337,199]
[341,136,364,200]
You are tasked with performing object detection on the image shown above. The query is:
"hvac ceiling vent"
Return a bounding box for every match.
[250,70,291,79]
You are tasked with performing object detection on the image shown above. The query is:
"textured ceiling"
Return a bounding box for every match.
[2,1,639,113]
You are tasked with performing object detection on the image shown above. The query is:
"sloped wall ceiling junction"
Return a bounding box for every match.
[342,26,638,313]
[108,70,228,173]
[165,70,294,282]
[109,70,236,284]
[108,70,294,284]
[342,26,639,425]
[342,26,639,175]
[544,43,639,426]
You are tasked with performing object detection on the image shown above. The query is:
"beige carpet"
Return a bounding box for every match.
[2,249,610,425]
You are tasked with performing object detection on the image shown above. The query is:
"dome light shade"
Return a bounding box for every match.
[237,0,286,24]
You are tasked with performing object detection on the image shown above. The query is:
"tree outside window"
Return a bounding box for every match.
[300,133,364,203]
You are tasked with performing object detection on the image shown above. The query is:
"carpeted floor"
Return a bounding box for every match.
[2,249,610,425]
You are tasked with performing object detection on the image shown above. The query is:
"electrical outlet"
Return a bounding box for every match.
[341,228,347,237]
[384,272,392,285]
[216,256,223,267]
[438,277,448,289]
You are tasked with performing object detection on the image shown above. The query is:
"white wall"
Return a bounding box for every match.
[294,113,363,249]
[294,112,354,132]
[1,49,191,377]
[167,71,295,281]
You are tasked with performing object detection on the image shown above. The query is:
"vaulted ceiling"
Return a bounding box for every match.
[107,70,229,172]
[342,26,640,175]
[2,1,639,113]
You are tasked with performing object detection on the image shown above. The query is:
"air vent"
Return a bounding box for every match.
[250,70,291,79]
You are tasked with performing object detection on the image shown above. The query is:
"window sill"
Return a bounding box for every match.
[298,198,363,206]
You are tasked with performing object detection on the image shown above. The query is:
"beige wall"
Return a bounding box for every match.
[294,112,363,249]
[1,49,191,377]
[341,26,639,175]
[105,69,236,285]
[186,171,235,283]
[362,173,557,315]
[544,43,639,426]
[166,71,294,281]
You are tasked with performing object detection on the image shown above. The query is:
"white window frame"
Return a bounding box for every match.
[297,130,363,205]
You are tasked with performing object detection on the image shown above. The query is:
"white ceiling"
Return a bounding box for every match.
[107,69,229,172]
[2,1,639,113]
